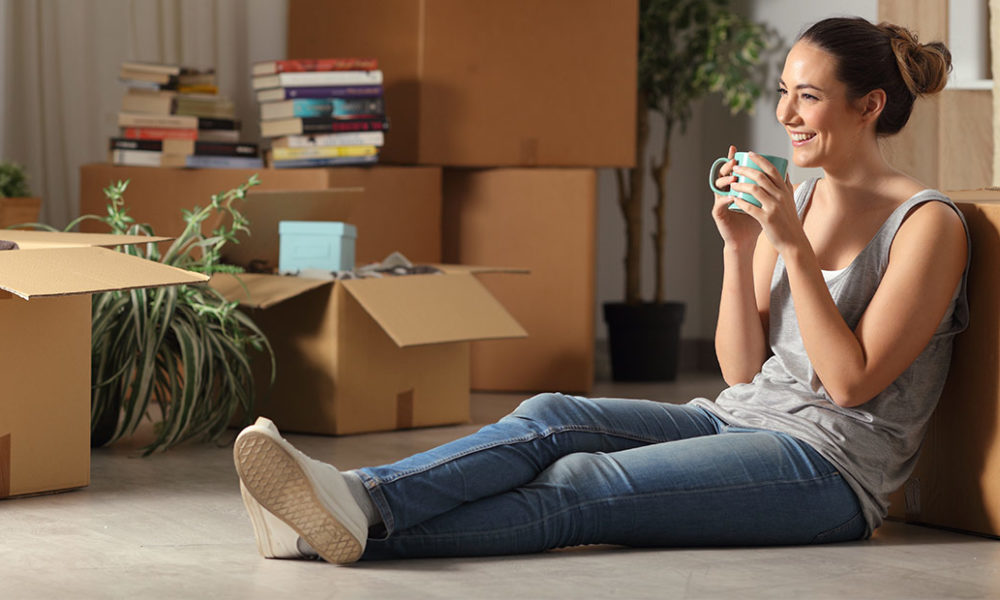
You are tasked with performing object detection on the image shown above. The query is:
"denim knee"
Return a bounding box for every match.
[510,393,580,423]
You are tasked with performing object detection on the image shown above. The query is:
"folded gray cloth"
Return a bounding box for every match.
[0,240,18,251]
[289,251,443,280]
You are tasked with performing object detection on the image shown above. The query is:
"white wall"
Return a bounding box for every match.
[594,0,878,347]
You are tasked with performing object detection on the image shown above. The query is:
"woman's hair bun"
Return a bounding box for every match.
[879,22,952,96]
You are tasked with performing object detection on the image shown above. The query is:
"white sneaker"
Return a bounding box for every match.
[238,481,318,559]
[234,417,368,564]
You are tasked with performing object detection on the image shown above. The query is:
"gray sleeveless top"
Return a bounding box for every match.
[691,177,971,535]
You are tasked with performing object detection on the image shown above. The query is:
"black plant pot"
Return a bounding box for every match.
[603,301,686,382]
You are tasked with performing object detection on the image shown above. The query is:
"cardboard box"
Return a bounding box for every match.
[222,187,439,271]
[0,230,208,498]
[210,267,526,435]
[442,168,596,393]
[0,197,42,228]
[286,0,637,167]
[78,164,443,265]
[887,194,1000,536]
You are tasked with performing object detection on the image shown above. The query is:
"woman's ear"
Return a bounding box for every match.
[859,89,887,122]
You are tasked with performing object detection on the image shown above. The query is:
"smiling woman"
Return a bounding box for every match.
[229,16,971,565]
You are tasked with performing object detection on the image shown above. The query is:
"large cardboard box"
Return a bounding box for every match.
[286,0,637,167]
[442,168,596,393]
[211,267,526,435]
[887,194,1000,536]
[0,197,41,228]
[78,164,443,264]
[0,230,208,498]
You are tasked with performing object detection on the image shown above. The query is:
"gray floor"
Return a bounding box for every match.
[3,373,999,599]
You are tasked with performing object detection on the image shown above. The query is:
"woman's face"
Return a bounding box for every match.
[776,41,868,169]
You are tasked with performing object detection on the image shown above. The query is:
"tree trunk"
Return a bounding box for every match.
[651,121,672,304]
[619,94,649,305]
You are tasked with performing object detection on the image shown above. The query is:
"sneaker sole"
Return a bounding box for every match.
[234,431,363,564]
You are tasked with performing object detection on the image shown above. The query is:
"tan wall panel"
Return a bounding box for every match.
[940,89,993,191]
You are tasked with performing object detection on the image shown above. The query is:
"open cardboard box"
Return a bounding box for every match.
[211,264,527,435]
[0,230,209,498]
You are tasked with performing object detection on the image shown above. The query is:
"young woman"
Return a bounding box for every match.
[233,17,970,563]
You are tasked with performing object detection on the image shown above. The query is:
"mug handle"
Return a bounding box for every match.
[709,157,733,196]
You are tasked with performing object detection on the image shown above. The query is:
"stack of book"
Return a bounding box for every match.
[253,58,388,168]
[110,61,262,169]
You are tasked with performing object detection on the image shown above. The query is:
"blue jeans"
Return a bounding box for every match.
[355,394,866,559]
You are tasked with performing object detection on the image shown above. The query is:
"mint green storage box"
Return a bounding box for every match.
[278,221,357,274]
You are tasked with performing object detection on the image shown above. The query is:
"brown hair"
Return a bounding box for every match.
[799,17,951,136]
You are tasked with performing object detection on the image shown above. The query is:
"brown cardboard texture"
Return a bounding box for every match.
[886,194,1000,537]
[442,168,596,392]
[0,231,208,498]
[287,0,637,167]
[79,164,443,265]
[211,270,526,435]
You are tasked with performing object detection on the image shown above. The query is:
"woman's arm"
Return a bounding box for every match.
[711,146,783,385]
[783,201,967,407]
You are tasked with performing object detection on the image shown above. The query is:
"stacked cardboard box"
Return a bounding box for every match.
[286,0,638,392]
[0,230,207,497]
[78,163,442,266]
[886,194,1000,538]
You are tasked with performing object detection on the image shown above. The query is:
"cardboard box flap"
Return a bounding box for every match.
[433,264,530,276]
[0,246,208,299]
[341,273,527,347]
[0,229,172,249]
[209,272,331,309]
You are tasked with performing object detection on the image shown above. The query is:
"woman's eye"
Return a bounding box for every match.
[777,88,788,96]
[802,93,819,101]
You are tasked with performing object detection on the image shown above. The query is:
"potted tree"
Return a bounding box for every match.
[604,0,770,381]
[0,160,41,228]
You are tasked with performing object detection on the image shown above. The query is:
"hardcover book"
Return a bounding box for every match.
[120,127,198,141]
[252,58,378,76]
[118,112,198,129]
[271,144,377,161]
[270,154,378,169]
[270,131,385,148]
[256,85,383,103]
[260,97,384,121]
[252,70,383,91]
[260,116,390,138]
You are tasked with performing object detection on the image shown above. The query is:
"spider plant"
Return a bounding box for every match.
[24,175,273,454]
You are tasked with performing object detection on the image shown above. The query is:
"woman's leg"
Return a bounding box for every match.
[361,428,866,559]
[356,393,723,537]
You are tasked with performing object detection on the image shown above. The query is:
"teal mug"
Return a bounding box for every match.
[709,152,788,212]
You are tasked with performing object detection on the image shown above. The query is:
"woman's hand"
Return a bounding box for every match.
[728,152,805,254]
[711,145,762,251]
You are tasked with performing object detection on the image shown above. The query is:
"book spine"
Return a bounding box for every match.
[277,131,385,148]
[110,137,163,152]
[277,70,383,87]
[184,155,264,169]
[274,58,378,73]
[121,127,199,141]
[272,144,377,160]
[300,117,390,134]
[261,85,383,101]
[293,97,384,118]
[193,141,259,157]
[271,154,378,169]
[197,117,240,130]
[118,112,197,129]
[111,149,162,167]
